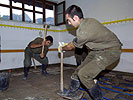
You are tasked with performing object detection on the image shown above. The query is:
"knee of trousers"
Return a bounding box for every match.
[24,59,32,67]
[78,69,86,80]
[78,70,95,89]
[78,69,93,82]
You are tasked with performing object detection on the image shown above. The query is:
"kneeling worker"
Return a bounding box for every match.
[23,35,53,80]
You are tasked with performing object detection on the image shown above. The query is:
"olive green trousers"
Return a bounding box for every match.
[24,47,48,67]
[72,49,121,89]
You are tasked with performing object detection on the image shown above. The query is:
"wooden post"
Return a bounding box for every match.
[32,57,37,69]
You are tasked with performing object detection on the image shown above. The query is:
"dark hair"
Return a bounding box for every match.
[65,5,83,19]
[46,35,53,43]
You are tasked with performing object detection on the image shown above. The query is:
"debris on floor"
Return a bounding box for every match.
[0,64,133,100]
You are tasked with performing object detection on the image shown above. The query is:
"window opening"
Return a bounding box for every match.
[25,11,33,23]
[0,6,10,20]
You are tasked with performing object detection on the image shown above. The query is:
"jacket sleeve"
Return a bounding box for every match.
[28,37,43,47]
[43,46,49,57]
[73,31,91,48]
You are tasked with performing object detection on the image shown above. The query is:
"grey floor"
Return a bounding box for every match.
[0,64,133,100]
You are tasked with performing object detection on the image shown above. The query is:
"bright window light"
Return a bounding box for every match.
[0,6,10,20]
[12,9,22,21]
[12,1,22,8]
[0,0,9,5]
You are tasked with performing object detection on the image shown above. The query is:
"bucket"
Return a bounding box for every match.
[0,72,10,91]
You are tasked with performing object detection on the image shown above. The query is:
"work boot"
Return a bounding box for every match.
[57,78,83,99]
[42,64,48,75]
[88,82,103,100]
[23,67,29,80]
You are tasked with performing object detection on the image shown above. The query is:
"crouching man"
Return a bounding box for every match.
[23,36,53,80]
[57,5,122,100]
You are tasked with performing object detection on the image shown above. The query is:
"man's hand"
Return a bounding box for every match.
[58,42,68,53]
[40,53,44,58]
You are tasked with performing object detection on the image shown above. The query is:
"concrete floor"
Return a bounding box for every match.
[0,64,133,100]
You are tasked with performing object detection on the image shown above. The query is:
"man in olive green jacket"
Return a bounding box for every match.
[23,35,53,80]
[58,5,122,100]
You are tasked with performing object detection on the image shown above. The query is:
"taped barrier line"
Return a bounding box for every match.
[0,18,133,31]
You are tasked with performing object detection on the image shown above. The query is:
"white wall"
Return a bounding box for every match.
[106,22,133,73]
[63,0,133,73]
[0,19,76,70]
[66,0,133,22]
[0,0,133,73]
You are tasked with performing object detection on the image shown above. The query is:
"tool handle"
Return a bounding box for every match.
[41,25,48,54]
[32,57,37,69]
[60,52,64,92]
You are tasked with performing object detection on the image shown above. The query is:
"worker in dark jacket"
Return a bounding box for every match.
[23,36,53,80]
[57,5,122,100]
